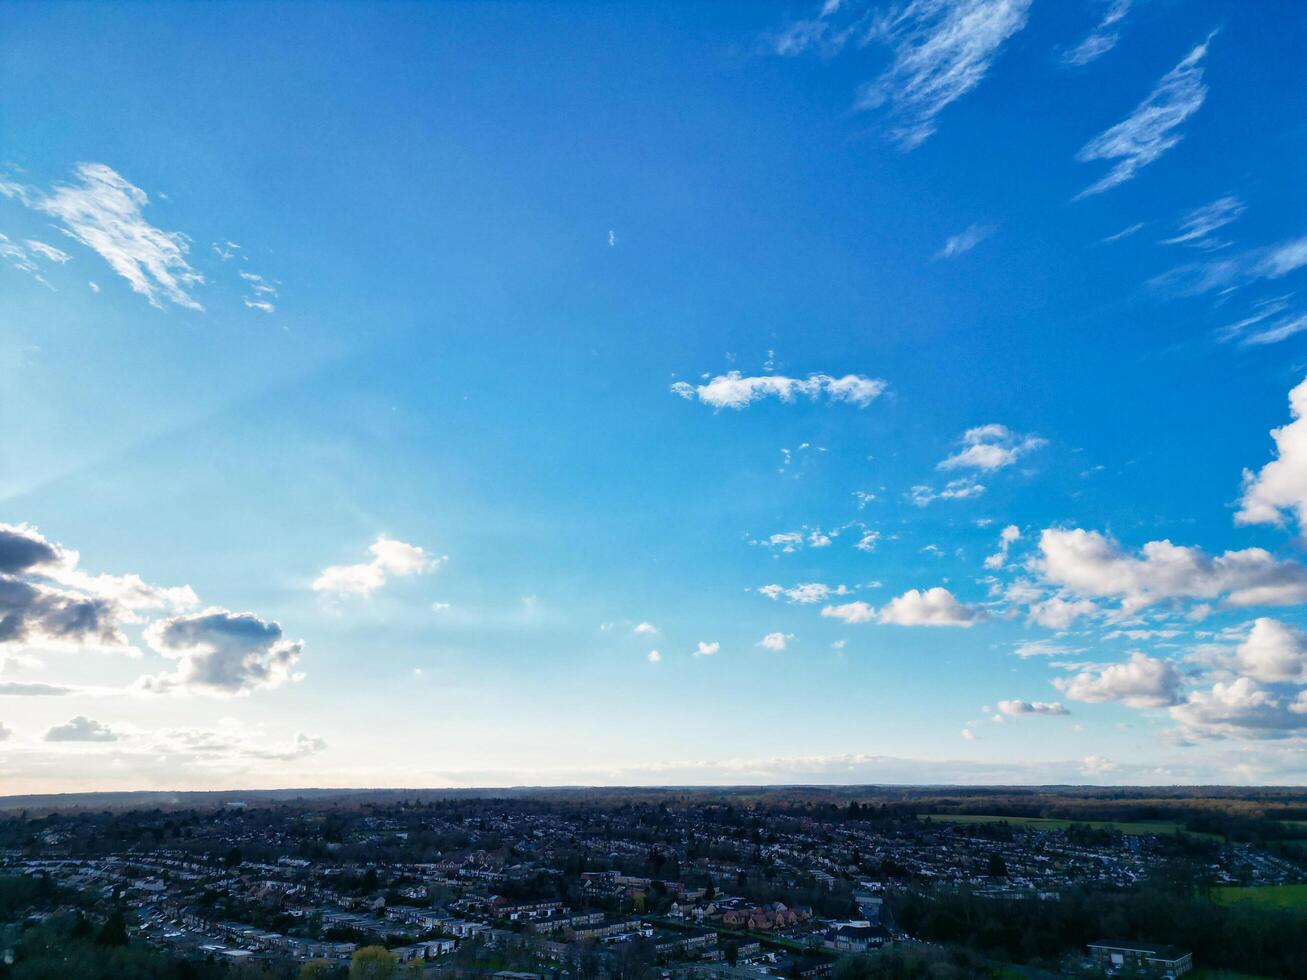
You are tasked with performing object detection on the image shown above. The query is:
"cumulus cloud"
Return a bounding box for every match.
[0,523,195,652]
[997,698,1069,716]
[44,715,118,742]
[758,582,851,604]
[1034,527,1307,614]
[1062,0,1131,67]
[880,587,981,626]
[1,163,204,308]
[939,423,1046,471]
[1075,33,1216,197]
[935,224,996,259]
[984,524,1021,569]
[671,371,887,410]
[1162,195,1244,249]
[1027,595,1098,629]
[1170,677,1307,739]
[857,0,1032,150]
[140,609,304,696]
[313,535,442,599]
[1237,377,1307,533]
[647,650,661,663]
[693,641,720,657]
[1234,618,1307,684]
[1054,652,1184,708]
[758,632,794,652]
[822,587,980,626]
[633,621,659,635]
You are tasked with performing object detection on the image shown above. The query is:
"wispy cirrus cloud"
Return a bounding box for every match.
[766,0,1030,149]
[858,0,1033,150]
[908,478,986,506]
[935,223,996,259]
[671,371,887,410]
[1,163,204,308]
[1162,195,1245,249]
[1062,0,1131,67]
[1075,33,1216,198]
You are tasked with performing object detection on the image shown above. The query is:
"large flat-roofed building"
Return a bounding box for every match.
[1087,939,1193,976]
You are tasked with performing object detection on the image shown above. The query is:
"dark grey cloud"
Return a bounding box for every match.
[0,525,60,574]
[143,609,303,695]
[0,577,122,647]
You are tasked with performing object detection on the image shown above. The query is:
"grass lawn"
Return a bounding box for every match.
[918,813,1222,840]
[1213,884,1307,909]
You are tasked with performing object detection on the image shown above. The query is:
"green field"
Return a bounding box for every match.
[1214,884,1307,909]
[919,813,1221,839]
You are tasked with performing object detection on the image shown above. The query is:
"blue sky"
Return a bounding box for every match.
[3,0,1307,792]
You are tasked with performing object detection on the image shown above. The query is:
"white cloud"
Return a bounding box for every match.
[758,632,794,652]
[694,641,720,657]
[140,608,304,696]
[44,715,118,742]
[939,423,1046,471]
[671,371,887,410]
[936,223,996,259]
[2,163,205,308]
[1237,376,1307,533]
[1162,195,1245,248]
[0,722,10,742]
[821,601,878,624]
[24,239,71,263]
[1234,617,1307,684]
[1081,754,1117,776]
[313,535,442,598]
[1034,527,1307,613]
[909,478,986,506]
[0,682,74,696]
[822,587,980,626]
[1075,33,1215,197]
[0,233,55,287]
[983,524,1021,569]
[1170,677,1307,739]
[880,587,981,626]
[960,727,977,741]
[758,582,850,604]
[1054,652,1184,708]
[1012,638,1075,659]
[633,621,659,635]
[647,649,661,663]
[997,698,1069,716]
[1027,595,1098,629]
[854,530,880,553]
[1062,0,1131,67]
[857,0,1033,150]
[239,270,278,313]
[1100,221,1144,243]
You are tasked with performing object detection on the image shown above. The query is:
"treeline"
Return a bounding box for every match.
[894,880,1307,978]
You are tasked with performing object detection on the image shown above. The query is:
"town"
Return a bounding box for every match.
[2,787,1307,978]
